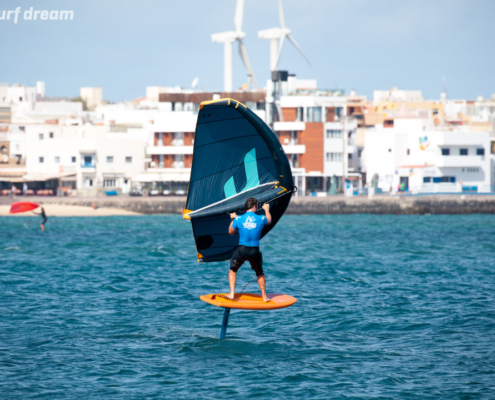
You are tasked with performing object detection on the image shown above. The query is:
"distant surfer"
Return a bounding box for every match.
[32,207,47,232]
[228,198,272,302]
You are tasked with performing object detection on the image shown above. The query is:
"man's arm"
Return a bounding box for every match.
[262,203,272,225]
[229,212,238,235]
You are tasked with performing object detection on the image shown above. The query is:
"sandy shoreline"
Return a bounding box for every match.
[0,204,141,217]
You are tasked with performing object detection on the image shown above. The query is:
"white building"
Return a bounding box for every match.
[80,87,103,109]
[373,87,424,104]
[0,82,46,104]
[1,123,148,195]
[365,118,492,193]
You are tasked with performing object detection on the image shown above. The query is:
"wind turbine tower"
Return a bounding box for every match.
[258,0,310,71]
[211,0,258,92]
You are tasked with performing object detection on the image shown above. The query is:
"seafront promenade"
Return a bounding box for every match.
[3,194,495,215]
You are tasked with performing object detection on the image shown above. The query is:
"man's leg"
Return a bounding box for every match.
[250,249,269,302]
[257,274,269,302]
[227,269,237,299]
[228,248,244,299]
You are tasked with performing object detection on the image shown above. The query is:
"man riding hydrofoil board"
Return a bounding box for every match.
[227,197,271,302]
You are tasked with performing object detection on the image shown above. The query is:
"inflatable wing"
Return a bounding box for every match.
[183,98,294,262]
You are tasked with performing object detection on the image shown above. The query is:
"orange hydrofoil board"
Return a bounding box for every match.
[200,293,297,311]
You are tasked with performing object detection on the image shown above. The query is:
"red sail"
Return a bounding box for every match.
[9,202,40,214]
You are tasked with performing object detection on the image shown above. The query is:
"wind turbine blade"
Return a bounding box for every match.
[234,0,244,32]
[274,34,286,70]
[278,0,286,28]
[238,39,259,89]
[287,34,311,67]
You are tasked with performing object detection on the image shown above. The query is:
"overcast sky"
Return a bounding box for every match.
[1,0,494,102]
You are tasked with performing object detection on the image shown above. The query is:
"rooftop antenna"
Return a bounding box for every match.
[211,0,258,92]
[258,0,311,71]
[441,76,447,101]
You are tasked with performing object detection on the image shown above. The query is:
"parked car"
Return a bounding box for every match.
[163,190,171,196]
[175,189,186,196]
[130,188,143,197]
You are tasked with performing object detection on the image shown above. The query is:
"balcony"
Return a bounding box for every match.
[282,144,306,154]
[146,146,193,155]
[274,121,305,131]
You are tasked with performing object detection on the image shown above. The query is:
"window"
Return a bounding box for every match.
[460,148,468,156]
[477,148,485,156]
[39,133,44,140]
[326,152,342,162]
[358,149,363,158]
[107,156,114,163]
[39,157,44,163]
[407,149,410,155]
[83,156,92,167]
[54,157,60,163]
[71,156,76,163]
[423,177,431,183]
[172,132,184,146]
[173,154,184,168]
[433,177,455,183]
[104,179,116,187]
[388,149,392,152]
[125,157,132,163]
[306,107,322,123]
[296,107,303,122]
[441,148,450,156]
[49,132,54,138]
[326,129,342,138]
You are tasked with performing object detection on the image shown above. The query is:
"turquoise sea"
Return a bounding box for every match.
[1,214,494,399]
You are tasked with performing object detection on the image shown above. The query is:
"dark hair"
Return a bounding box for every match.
[244,198,258,210]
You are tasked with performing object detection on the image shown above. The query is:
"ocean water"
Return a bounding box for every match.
[1,214,494,399]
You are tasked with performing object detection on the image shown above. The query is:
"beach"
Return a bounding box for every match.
[0,204,141,217]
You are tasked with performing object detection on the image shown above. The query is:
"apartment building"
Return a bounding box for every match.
[365,118,492,193]
[274,77,365,194]
[0,122,148,195]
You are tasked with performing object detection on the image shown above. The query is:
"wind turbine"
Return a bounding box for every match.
[258,0,311,71]
[211,0,258,92]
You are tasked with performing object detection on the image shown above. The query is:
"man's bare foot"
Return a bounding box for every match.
[226,293,235,300]
[262,296,270,302]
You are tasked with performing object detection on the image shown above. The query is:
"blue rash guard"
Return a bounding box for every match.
[232,211,268,247]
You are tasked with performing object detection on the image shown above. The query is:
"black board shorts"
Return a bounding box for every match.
[230,245,264,277]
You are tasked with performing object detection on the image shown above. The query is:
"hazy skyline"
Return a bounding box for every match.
[1,0,494,102]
